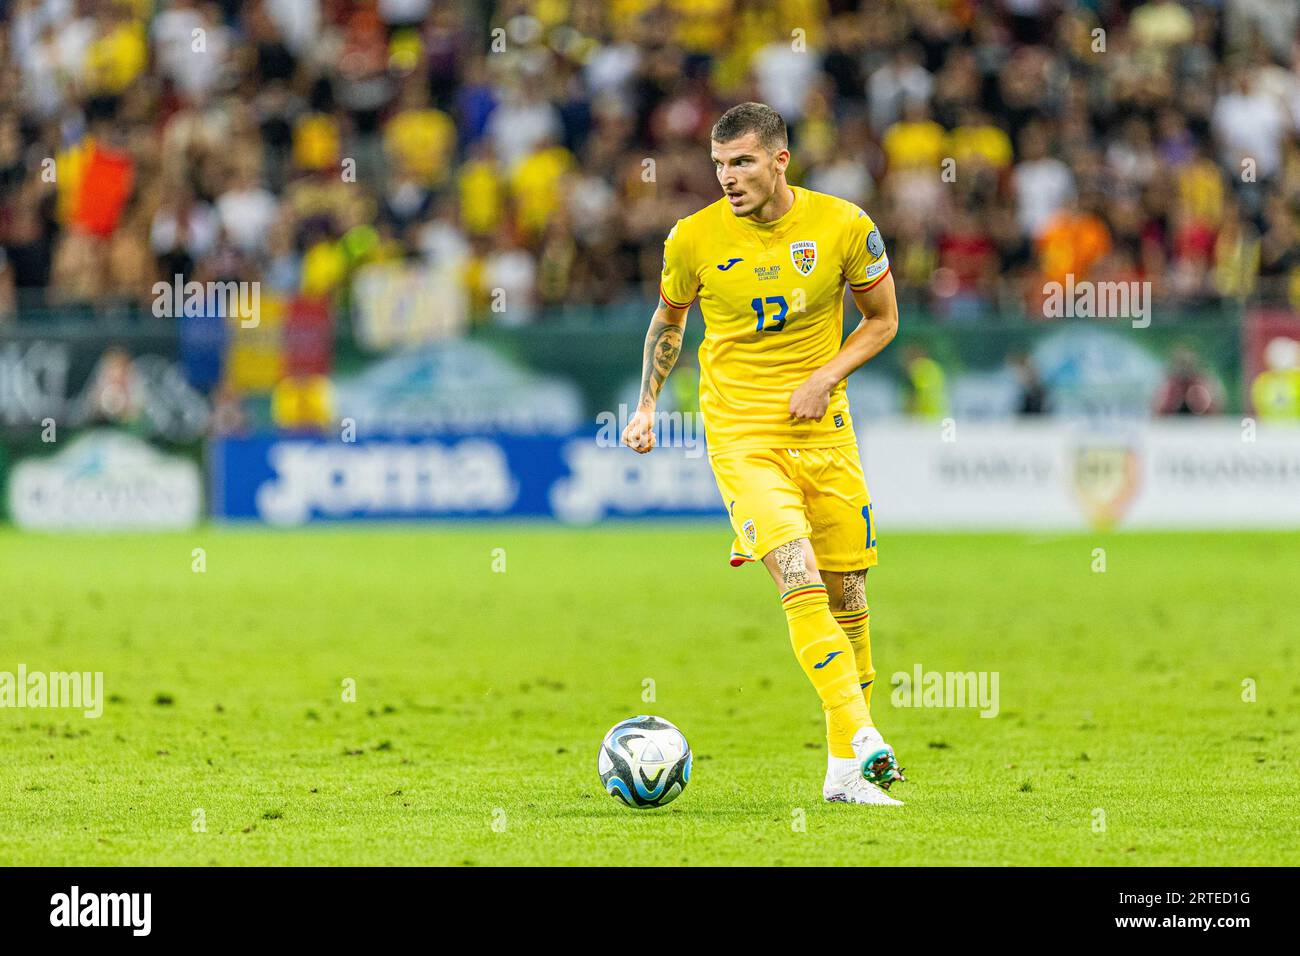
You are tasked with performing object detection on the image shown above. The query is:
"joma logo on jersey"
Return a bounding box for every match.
[790,240,817,276]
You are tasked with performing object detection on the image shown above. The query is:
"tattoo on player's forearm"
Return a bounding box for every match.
[842,570,866,611]
[638,316,683,410]
[775,540,812,588]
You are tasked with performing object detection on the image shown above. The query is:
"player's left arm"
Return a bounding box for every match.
[789,272,899,420]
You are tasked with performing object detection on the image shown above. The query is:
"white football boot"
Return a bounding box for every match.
[853,726,906,791]
[822,727,906,806]
[822,769,904,806]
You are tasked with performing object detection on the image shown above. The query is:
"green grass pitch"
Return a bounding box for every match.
[1,525,1296,866]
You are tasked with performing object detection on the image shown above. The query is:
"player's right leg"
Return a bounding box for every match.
[761,540,901,806]
[710,449,898,805]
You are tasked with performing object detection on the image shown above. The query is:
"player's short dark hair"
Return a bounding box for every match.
[711,102,788,153]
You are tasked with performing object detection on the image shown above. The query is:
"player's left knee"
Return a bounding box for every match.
[840,569,867,611]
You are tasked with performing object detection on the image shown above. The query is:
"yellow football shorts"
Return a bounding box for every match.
[709,445,878,572]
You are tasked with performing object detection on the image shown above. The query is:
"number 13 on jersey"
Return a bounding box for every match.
[751,295,789,332]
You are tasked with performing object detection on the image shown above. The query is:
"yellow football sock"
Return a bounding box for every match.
[781,583,870,759]
[834,606,876,720]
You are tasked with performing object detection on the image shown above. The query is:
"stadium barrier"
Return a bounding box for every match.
[3,308,1297,530]
[203,421,1300,531]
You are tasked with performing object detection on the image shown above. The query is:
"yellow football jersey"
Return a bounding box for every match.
[658,186,890,455]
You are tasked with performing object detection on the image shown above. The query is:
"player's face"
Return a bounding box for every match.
[711,133,787,217]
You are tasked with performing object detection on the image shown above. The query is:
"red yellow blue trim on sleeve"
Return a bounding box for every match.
[658,284,695,309]
[848,265,890,294]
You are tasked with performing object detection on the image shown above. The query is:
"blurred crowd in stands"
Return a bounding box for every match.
[0,0,1298,327]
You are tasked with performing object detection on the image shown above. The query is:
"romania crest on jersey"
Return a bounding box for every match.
[790,240,817,276]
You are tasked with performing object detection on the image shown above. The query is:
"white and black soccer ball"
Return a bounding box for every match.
[598,715,692,809]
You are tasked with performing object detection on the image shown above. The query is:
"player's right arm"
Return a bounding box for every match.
[623,223,697,454]
[622,300,689,453]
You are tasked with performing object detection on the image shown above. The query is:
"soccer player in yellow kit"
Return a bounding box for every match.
[622,103,905,805]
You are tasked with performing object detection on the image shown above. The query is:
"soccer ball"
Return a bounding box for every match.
[598,715,692,809]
